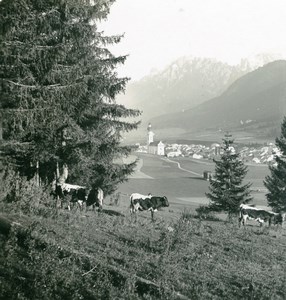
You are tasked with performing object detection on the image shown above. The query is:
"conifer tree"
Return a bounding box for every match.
[0,0,140,193]
[206,133,252,217]
[264,117,286,212]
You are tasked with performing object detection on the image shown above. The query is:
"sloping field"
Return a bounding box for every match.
[1,153,281,299]
[116,153,270,214]
[1,204,286,300]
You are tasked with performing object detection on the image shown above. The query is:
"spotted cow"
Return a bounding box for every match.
[54,183,88,210]
[239,204,285,227]
[130,195,169,220]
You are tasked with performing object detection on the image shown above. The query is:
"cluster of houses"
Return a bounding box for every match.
[135,123,281,165]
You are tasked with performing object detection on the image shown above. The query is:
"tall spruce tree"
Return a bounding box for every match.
[206,133,252,217]
[264,117,286,212]
[0,0,140,193]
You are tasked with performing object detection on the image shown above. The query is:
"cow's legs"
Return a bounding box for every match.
[257,218,264,227]
[239,215,247,227]
[151,209,154,221]
[238,216,242,227]
[77,200,83,211]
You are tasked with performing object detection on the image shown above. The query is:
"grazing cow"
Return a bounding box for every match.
[130,192,152,213]
[86,187,104,212]
[54,183,88,210]
[130,195,169,220]
[130,193,152,202]
[239,204,285,227]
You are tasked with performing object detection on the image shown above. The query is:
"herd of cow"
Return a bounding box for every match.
[53,183,104,212]
[52,183,285,226]
[52,183,169,220]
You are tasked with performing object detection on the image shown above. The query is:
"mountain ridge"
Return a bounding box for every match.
[150,60,286,139]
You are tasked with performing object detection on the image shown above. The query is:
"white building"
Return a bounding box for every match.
[147,123,165,156]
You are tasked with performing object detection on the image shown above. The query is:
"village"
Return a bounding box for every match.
[135,123,281,165]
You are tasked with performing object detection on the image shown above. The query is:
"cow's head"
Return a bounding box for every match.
[162,196,169,207]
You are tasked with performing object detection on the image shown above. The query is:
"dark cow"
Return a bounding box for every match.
[239,204,285,227]
[54,183,88,210]
[130,195,169,220]
[86,187,104,212]
[70,187,88,210]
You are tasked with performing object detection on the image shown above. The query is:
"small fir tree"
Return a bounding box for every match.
[264,117,286,212]
[206,133,252,217]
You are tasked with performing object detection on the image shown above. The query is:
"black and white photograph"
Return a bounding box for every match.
[1,0,286,299]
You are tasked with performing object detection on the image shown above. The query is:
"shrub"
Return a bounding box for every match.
[195,205,219,221]
[0,167,57,217]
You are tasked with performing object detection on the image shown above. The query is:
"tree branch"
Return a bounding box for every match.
[4,80,78,89]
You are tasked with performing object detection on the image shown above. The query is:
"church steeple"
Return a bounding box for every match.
[147,123,154,145]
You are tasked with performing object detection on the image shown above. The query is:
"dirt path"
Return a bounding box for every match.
[161,157,202,176]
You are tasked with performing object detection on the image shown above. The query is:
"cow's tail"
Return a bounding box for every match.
[238,204,244,227]
[129,194,134,213]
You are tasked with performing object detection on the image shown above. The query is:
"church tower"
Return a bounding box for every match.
[147,123,154,145]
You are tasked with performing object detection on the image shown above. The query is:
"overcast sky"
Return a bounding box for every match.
[100,0,286,81]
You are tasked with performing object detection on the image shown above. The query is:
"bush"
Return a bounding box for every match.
[195,205,219,221]
[0,168,57,217]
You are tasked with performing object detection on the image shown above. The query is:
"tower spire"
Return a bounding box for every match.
[147,123,154,145]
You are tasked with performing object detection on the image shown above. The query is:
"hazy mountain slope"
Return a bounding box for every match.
[118,54,283,123]
[150,60,286,136]
[118,57,250,119]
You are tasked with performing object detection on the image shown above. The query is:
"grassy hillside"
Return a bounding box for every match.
[1,196,286,299]
[0,154,285,299]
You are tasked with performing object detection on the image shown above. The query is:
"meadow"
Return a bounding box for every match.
[0,153,285,300]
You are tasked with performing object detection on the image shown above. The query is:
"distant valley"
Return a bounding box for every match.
[119,54,286,144]
[151,60,286,140]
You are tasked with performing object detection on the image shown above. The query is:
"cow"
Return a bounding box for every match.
[130,192,152,214]
[130,193,152,202]
[130,195,169,221]
[239,204,285,227]
[86,187,104,212]
[53,183,88,210]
